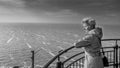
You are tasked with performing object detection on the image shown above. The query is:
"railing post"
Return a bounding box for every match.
[56,50,64,68]
[115,40,118,68]
[31,51,34,68]
[114,46,116,68]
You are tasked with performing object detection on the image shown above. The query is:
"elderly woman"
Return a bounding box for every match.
[74,17,104,68]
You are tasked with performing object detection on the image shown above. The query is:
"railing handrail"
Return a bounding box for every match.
[43,46,75,68]
[43,38,120,68]
[101,39,120,41]
[65,47,120,68]
[62,46,117,65]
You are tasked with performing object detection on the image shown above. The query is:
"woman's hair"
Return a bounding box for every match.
[81,17,96,27]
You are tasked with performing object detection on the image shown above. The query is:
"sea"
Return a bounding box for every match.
[0,23,120,67]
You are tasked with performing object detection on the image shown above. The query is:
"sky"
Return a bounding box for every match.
[0,0,120,25]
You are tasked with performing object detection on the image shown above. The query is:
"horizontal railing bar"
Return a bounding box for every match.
[102,47,117,49]
[102,39,120,41]
[102,46,120,49]
[104,50,114,52]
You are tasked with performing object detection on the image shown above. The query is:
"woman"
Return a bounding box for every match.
[74,17,104,68]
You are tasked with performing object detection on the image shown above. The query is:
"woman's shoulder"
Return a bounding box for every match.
[89,27,103,38]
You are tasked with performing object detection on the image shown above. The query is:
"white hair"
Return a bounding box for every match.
[81,17,96,26]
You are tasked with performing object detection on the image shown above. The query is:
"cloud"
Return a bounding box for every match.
[1,0,119,15]
[0,0,119,24]
[0,0,25,9]
[0,0,27,15]
[21,0,120,15]
[0,0,43,23]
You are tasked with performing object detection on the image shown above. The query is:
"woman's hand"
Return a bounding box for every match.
[73,43,76,48]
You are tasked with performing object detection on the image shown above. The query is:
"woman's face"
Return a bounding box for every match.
[82,23,91,31]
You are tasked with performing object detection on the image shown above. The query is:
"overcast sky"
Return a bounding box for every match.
[0,0,120,25]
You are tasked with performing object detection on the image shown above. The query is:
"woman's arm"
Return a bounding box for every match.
[74,34,93,48]
[74,40,91,48]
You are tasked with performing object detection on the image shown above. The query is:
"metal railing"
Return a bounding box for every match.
[43,39,120,68]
